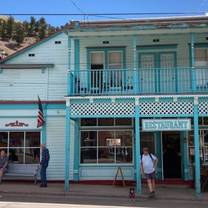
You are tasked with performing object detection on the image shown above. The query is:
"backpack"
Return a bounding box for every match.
[141,153,155,162]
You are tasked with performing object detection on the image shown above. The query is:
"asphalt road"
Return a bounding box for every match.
[0,193,207,208]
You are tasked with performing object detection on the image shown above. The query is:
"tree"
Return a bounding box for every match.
[0,19,7,40]
[48,25,56,35]
[23,21,29,36]
[38,17,47,39]
[6,16,15,39]
[29,16,36,36]
[14,22,25,44]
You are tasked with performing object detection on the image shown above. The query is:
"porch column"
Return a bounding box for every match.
[155,132,163,179]
[190,33,196,92]
[73,119,79,181]
[65,101,71,192]
[135,98,141,193]
[180,131,190,180]
[193,97,201,195]
[132,35,139,93]
[67,35,72,95]
[74,39,80,71]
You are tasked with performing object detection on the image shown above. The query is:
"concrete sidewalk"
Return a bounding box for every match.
[0,182,207,201]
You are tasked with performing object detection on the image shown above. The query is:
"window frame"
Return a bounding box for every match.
[80,127,134,166]
[0,130,41,164]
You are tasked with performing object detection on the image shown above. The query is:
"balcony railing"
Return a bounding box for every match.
[68,67,208,96]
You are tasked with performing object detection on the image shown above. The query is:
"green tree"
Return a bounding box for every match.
[14,22,25,44]
[38,17,47,39]
[6,16,15,39]
[23,20,29,36]
[0,19,7,40]
[29,16,36,36]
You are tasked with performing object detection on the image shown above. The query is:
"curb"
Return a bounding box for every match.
[0,190,207,202]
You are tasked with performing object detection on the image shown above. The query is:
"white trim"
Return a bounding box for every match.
[65,94,208,101]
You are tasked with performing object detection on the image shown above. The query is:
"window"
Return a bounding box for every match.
[195,47,208,87]
[80,119,133,164]
[81,118,133,127]
[0,131,40,164]
[28,53,35,57]
[55,41,62,44]
[188,129,208,163]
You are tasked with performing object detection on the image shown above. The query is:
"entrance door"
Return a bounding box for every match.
[162,132,181,178]
[90,51,104,93]
[138,52,176,93]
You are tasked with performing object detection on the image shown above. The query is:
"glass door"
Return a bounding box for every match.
[107,51,123,91]
[139,53,156,93]
[159,52,176,93]
[195,47,208,89]
[139,52,176,93]
[90,51,104,93]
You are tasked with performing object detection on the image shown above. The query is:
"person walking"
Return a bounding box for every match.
[40,144,50,187]
[141,147,158,197]
[0,150,8,183]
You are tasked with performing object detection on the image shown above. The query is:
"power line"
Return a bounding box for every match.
[0,12,206,16]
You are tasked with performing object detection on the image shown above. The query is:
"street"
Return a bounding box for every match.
[0,193,207,208]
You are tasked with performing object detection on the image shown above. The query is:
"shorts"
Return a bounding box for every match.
[145,171,156,180]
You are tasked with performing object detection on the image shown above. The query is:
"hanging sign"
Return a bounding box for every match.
[142,119,191,131]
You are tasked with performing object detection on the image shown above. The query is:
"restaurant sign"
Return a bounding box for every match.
[142,119,191,131]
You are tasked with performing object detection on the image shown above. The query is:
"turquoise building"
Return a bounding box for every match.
[1,16,208,195]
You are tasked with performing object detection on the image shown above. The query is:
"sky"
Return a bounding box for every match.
[1,0,208,26]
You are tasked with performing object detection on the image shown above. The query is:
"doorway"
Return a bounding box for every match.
[138,52,177,93]
[162,132,181,178]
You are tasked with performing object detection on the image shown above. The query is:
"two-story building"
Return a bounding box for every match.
[1,16,208,194]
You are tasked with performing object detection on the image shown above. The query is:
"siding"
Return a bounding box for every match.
[47,116,74,180]
[0,32,68,101]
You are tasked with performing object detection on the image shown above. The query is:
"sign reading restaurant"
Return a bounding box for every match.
[142,119,191,131]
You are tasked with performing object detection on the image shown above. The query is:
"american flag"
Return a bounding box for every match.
[37,96,45,128]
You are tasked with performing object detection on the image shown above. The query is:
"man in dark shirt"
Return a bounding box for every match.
[0,150,8,183]
[40,144,50,187]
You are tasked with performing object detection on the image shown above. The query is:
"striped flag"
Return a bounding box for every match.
[37,96,45,128]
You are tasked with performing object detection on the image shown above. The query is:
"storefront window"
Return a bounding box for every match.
[98,118,114,126]
[80,129,133,164]
[188,129,208,163]
[81,118,133,127]
[0,131,40,164]
[0,132,8,148]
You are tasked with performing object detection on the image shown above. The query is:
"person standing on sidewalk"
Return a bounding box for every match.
[0,150,8,183]
[141,147,158,197]
[40,144,50,187]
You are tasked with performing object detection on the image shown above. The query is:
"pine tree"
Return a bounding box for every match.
[23,21,29,36]
[6,16,15,39]
[14,22,25,44]
[29,16,36,36]
[38,17,47,39]
[0,19,7,40]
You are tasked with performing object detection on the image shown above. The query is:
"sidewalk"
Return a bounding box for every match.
[0,182,207,201]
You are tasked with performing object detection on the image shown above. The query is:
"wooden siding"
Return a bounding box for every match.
[47,116,74,180]
[0,33,68,101]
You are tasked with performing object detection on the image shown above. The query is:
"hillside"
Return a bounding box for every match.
[0,16,60,59]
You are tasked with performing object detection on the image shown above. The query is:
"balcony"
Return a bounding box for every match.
[68,67,208,96]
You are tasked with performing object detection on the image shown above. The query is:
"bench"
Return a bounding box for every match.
[3,164,40,184]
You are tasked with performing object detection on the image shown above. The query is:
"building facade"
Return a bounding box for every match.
[1,16,208,194]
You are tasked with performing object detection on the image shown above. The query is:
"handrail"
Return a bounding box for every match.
[68,67,208,95]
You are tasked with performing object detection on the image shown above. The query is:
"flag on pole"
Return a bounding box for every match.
[37,96,45,128]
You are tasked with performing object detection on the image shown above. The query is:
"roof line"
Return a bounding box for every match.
[0,30,63,64]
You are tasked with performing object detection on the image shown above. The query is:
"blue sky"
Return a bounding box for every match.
[1,0,208,26]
